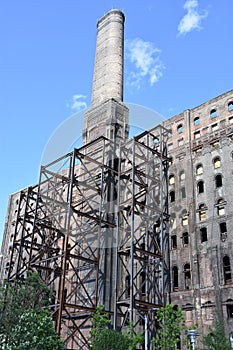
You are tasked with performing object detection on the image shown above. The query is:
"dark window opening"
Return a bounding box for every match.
[197,180,204,194]
[184,263,191,290]
[172,266,178,291]
[227,304,233,318]
[220,222,227,241]
[223,256,232,284]
[215,174,222,188]
[170,190,175,203]
[220,222,227,234]
[200,227,207,242]
[171,235,177,249]
[182,232,189,246]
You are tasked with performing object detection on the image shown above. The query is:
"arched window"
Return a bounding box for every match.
[197,180,204,194]
[199,204,207,221]
[223,256,231,284]
[180,171,185,181]
[182,213,188,226]
[210,109,217,119]
[196,164,203,175]
[172,266,179,291]
[200,227,207,242]
[184,263,191,290]
[215,174,222,188]
[228,102,233,111]
[213,157,221,169]
[194,117,200,126]
[177,124,183,133]
[169,174,175,185]
[182,232,189,246]
[217,198,225,216]
[170,190,175,203]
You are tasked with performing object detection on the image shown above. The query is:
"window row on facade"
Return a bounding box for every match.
[172,255,232,291]
[171,222,227,250]
[169,102,233,136]
[198,198,226,220]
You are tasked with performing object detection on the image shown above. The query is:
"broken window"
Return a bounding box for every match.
[223,256,232,284]
[200,227,208,242]
[215,174,222,188]
[213,157,221,169]
[171,235,177,249]
[170,190,175,203]
[220,222,227,241]
[172,266,179,291]
[182,214,188,226]
[182,232,189,246]
[177,124,183,133]
[184,263,191,290]
[197,180,204,194]
[228,102,233,111]
[217,198,225,216]
[210,109,217,119]
[194,117,200,126]
[199,204,207,221]
[169,174,175,185]
[196,164,203,175]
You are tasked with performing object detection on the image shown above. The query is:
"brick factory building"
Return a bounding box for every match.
[1,9,233,349]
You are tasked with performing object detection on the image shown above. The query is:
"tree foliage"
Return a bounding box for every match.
[201,319,231,350]
[89,305,143,350]
[0,271,64,349]
[5,309,65,350]
[152,304,187,350]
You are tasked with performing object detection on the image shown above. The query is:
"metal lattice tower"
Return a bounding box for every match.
[3,9,171,350]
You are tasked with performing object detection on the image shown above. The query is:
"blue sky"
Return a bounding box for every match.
[0,0,232,243]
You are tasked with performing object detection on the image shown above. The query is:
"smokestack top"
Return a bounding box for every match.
[97,9,125,29]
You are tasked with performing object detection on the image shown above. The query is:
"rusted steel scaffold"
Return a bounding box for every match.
[114,125,170,349]
[6,125,170,350]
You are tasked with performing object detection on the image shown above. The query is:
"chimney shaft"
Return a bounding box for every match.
[91,10,125,106]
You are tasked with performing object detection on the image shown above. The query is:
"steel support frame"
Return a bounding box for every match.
[6,136,118,350]
[6,125,169,349]
[114,125,170,349]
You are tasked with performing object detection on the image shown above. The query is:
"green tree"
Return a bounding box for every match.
[5,309,65,350]
[201,319,231,350]
[0,272,62,348]
[89,305,143,350]
[152,304,187,350]
[92,328,130,350]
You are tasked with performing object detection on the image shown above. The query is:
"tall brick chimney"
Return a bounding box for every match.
[91,9,124,105]
[83,9,129,145]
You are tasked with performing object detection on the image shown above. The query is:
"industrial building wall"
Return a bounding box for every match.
[165,89,233,339]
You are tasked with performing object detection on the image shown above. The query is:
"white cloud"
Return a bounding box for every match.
[126,38,164,89]
[67,94,87,112]
[178,0,208,35]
